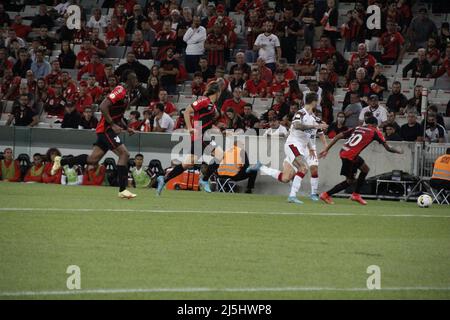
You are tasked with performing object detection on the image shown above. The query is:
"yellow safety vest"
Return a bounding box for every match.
[217,146,244,177]
[432,155,450,181]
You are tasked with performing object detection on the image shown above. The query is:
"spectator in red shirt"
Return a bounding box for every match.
[0,148,21,182]
[74,81,93,113]
[24,153,45,183]
[313,35,336,64]
[268,70,290,97]
[86,75,104,104]
[243,69,267,97]
[105,16,126,46]
[113,3,128,27]
[256,56,273,84]
[235,0,264,15]
[42,148,62,184]
[192,72,206,96]
[45,60,62,86]
[349,43,377,75]
[10,15,32,39]
[277,59,296,82]
[82,164,106,186]
[207,4,234,33]
[60,71,78,100]
[75,39,93,69]
[0,47,13,78]
[77,52,105,83]
[205,23,226,68]
[379,21,405,65]
[90,28,107,57]
[341,10,363,52]
[0,69,21,101]
[245,10,263,52]
[221,87,247,116]
[43,82,66,119]
[148,90,177,116]
[154,20,177,61]
[128,111,142,131]
[426,37,440,65]
[433,45,450,78]
[131,30,153,59]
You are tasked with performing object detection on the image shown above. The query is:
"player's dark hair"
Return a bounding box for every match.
[205,82,220,96]
[366,116,378,125]
[305,92,318,104]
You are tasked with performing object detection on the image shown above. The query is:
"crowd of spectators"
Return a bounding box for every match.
[0,0,449,143]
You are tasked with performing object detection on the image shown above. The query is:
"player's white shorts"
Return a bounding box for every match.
[304,148,319,167]
[284,141,319,168]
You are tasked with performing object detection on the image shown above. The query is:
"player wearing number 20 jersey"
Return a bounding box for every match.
[318,117,403,205]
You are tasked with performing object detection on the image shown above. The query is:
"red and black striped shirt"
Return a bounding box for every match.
[191,96,217,140]
[96,85,129,133]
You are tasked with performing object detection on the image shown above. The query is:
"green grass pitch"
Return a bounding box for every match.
[0,183,449,300]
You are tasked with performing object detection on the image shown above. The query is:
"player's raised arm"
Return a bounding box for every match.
[319,131,345,158]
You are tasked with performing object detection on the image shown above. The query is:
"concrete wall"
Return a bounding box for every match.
[0,127,417,195]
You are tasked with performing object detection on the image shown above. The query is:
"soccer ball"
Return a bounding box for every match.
[417,194,433,208]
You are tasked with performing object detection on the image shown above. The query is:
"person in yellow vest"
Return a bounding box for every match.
[0,148,21,182]
[216,138,257,194]
[24,153,45,183]
[430,148,450,191]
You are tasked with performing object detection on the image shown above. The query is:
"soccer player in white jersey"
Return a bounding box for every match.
[247,93,328,204]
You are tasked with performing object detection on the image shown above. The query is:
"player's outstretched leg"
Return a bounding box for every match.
[310,166,320,201]
[156,163,185,196]
[350,164,369,205]
[320,180,352,204]
[288,171,305,204]
[115,145,136,199]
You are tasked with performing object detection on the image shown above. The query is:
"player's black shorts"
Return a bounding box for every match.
[94,128,123,152]
[340,156,365,178]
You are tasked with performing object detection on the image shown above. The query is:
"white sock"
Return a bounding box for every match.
[311,177,319,195]
[289,174,303,197]
[260,165,281,180]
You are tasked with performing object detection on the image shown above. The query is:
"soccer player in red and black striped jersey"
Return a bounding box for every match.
[51,71,140,199]
[318,117,403,205]
[156,82,222,195]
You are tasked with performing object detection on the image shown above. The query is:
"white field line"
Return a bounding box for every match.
[1,286,450,297]
[0,207,449,219]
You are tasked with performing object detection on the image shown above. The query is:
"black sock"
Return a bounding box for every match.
[117,165,128,192]
[60,154,88,167]
[327,180,350,196]
[355,171,368,194]
[164,164,185,183]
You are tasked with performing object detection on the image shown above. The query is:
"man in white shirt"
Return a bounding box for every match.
[263,118,289,137]
[254,21,281,73]
[152,103,175,133]
[183,16,207,73]
[86,7,108,36]
[359,95,388,127]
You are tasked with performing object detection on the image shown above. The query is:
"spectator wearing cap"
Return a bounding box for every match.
[407,8,438,50]
[379,21,405,65]
[31,50,51,79]
[61,101,82,129]
[152,103,175,133]
[11,15,32,39]
[80,106,98,130]
[115,52,150,83]
[207,4,234,33]
[254,20,281,73]
[183,15,207,73]
[402,48,433,78]
[359,95,388,127]
[386,81,408,114]
[31,4,54,30]
[74,81,93,114]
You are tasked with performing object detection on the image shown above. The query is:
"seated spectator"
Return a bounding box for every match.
[221,87,246,116]
[35,26,54,54]
[0,69,21,101]
[12,48,32,78]
[198,56,215,82]
[174,108,186,130]
[103,75,119,97]
[80,107,98,130]
[402,48,432,78]
[14,83,36,111]
[140,110,152,132]
[191,72,206,96]
[86,7,108,34]
[384,111,401,134]
[0,148,21,182]
[219,108,245,131]
[105,16,126,46]
[0,47,13,78]
[154,20,177,61]
[256,56,273,84]
[379,21,405,65]
[327,112,348,139]
[58,40,76,69]
[317,67,335,96]
[61,102,82,129]
[60,71,78,100]
[229,52,251,81]
[82,164,106,186]
[42,148,62,184]
[141,20,156,45]
[132,30,153,59]
[6,95,39,127]
[147,76,160,102]
[424,114,446,143]
[312,35,336,64]
[72,83,92,115]
[158,47,179,95]
[384,124,403,141]
[130,154,151,188]
[425,37,440,65]
[31,50,51,79]
[61,164,83,186]
[422,105,446,128]
[10,15,32,39]
[148,90,177,116]
[433,44,450,78]
[270,91,290,120]
[370,63,387,99]
[343,81,361,111]
[386,81,408,114]
[115,52,150,83]
[152,103,175,133]
[86,75,103,104]
[359,95,388,127]
[295,45,318,76]
[31,4,54,30]
[77,52,105,82]
[268,70,289,98]
[214,137,257,193]
[277,59,296,82]
[438,23,450,53]
[405,85,425,114]
[243,69,267,98]
[400,112,423,142]
[350,67,371,98]
[242,103,260,131]
[228,68,246,92]
[302,80,323,106]
[45,60,63,87]
[263,117,288,137]
[24,153,44,183]
[75,39,93,69]
[128,111,142,131]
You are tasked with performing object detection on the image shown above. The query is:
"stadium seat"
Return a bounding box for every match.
[106,46,126,59]
[399,78,415,90]
[382,65,397,77]
[16,154,31,181]
[178,95,196,105]
[401,89,414,99]
[138,59,154,70]
[415,78,436,89]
